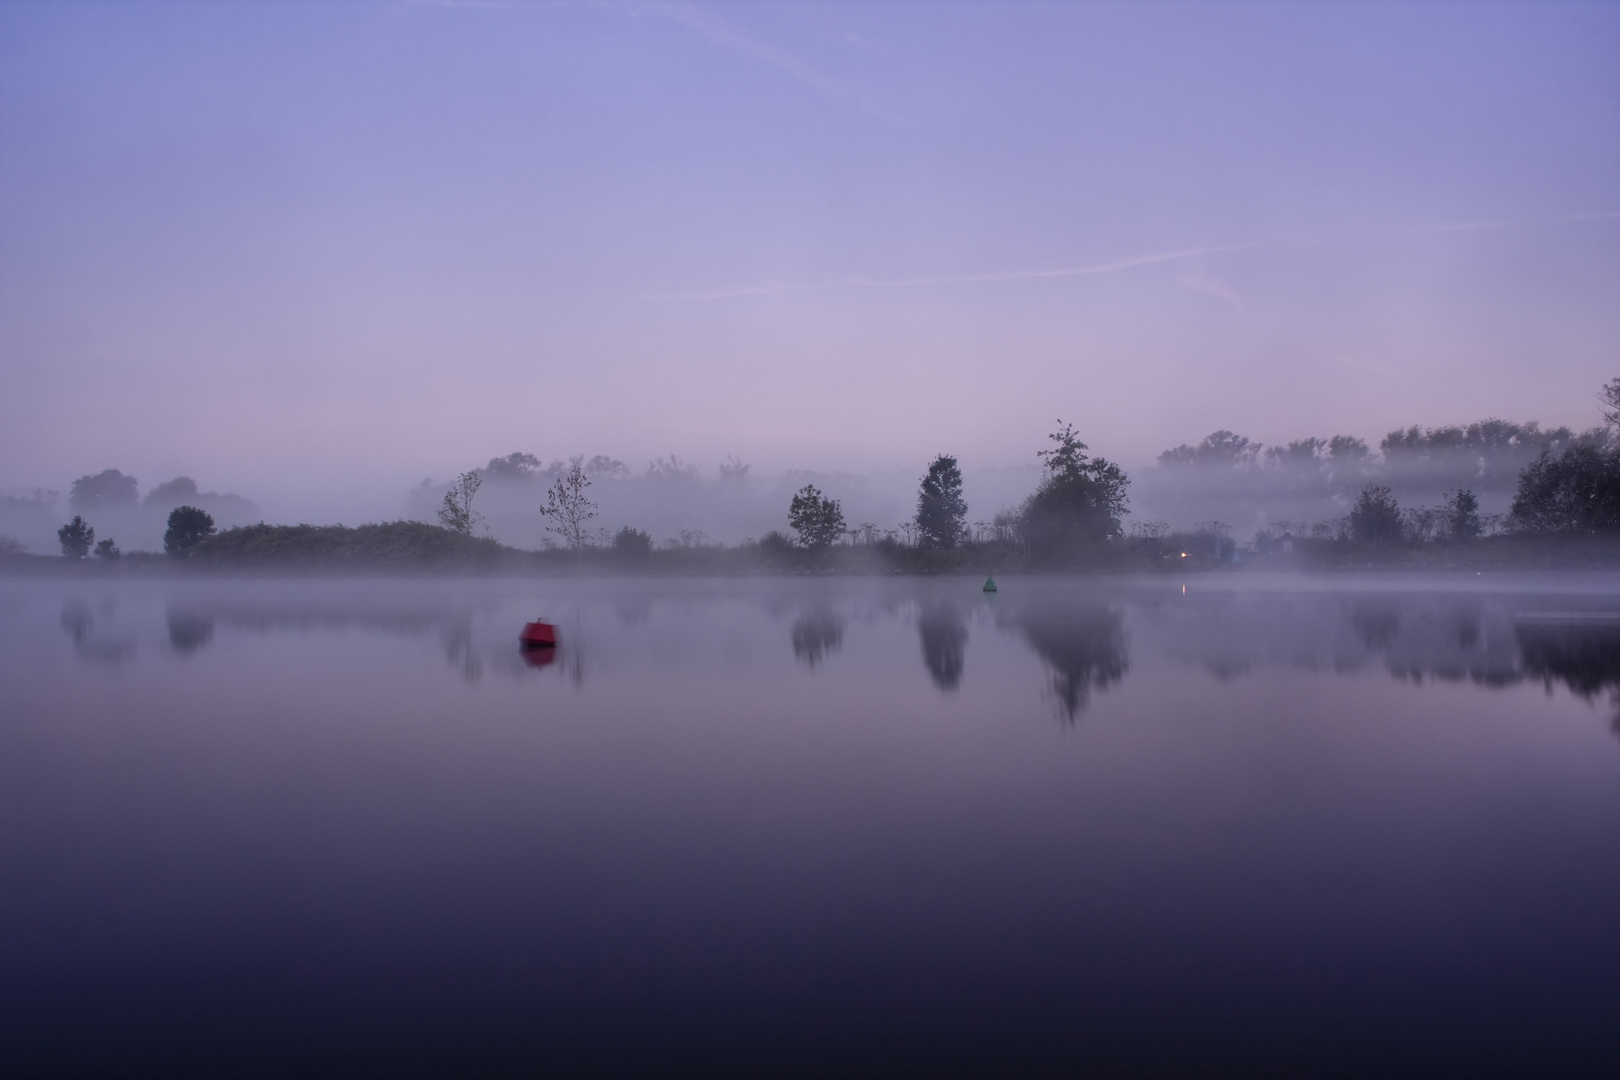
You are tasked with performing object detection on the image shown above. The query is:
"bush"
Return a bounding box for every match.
[1445,489,1481,541]
[1349,485,1402,545]
[788,485,846,549]
[1510,441,1620,535]
[57,516,93,559]
[191,521,514,569]
[165,505,216,556]
[612,526,653,558]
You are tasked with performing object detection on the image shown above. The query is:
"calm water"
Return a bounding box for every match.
[3,573,1619,1076]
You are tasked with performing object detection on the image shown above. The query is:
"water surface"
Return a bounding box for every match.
[3,574,1618,1075]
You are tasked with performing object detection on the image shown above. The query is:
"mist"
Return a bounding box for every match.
[2,2,1617,510]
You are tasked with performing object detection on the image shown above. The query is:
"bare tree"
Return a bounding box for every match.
[437,471,484,536]
[540,458,598,549]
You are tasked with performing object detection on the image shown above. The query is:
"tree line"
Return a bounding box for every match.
[43,380,1619,564]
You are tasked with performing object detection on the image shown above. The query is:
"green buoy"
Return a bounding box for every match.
[983,576,998,593]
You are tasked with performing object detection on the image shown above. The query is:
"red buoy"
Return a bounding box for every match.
[519,620,557,647]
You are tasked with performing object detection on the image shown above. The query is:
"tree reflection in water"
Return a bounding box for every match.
[1015,604,1128,722]
[1516,619,1620,734]
[917,603,967,692]
[791,606,845,670]
[59,599,137,666]
[166,608,215,654]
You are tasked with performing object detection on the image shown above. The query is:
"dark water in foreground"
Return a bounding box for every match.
[3,573,1619,1076]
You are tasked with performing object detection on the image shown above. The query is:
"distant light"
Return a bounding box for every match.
[1180,552,1187,558]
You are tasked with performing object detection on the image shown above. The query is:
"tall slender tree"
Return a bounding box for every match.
[915,454,968,548]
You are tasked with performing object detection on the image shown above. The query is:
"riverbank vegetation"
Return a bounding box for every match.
[7,382,1618,575]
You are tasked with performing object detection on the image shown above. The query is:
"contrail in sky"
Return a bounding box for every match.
[674,212,1619,301]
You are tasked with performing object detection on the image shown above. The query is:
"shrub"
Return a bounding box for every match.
[165,506,216,556]
[1509,441,1620,535]
[612,526,653,557]
[1349,485,1402,545]
[57,516,93,559]
[788,485,846,549]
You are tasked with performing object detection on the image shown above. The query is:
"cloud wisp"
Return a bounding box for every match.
[670,239,1291,302]
[673,210,1620,302]
[642,2,903,125]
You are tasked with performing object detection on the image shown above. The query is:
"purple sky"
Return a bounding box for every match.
[2,1,1617,519]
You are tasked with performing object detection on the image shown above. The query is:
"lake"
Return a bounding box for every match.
[3,573,1618,1075]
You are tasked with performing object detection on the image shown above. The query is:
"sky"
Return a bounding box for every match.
[2,0,1617,520]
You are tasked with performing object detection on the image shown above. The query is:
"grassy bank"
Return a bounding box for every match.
[3,520,1619,576]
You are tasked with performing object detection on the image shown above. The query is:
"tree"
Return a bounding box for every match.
[437,471,484,535]
[1509,441,1620,535]
[483,452,542,482]
[540,459,597,548]
[1600,377,1620,429]
[612,525,653,558]
[1328,435,1370,461]
[144,477,199,506]
[1445,489,1481,541]
[58,516,94,559]
[1021,421,1130,559]
[94,538,121,560]
[915,454,968,549]
[69,469,139,512]
[1349,485,1403,545]
[164,505,216,555]
[788,484,845,549]
[1157,430,1258,468]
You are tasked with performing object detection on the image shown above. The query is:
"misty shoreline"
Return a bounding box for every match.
[5,527,1619,578]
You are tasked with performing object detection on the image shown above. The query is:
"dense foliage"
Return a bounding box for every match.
[915,454,967,549]
[164,506,217,556]
[68,469,139,512]
[788,485,846,549]
[192,521,515,568]
[612,526,653,558]
[1349,485,1403,545]
[58,515,93,559]
[1509,440,1620,535]
[1020,422,1130,561]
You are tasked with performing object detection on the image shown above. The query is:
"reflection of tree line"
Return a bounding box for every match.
[788,597,1128,719]
[57,601,576,683]
[1517,621,1620,732]
[785,594,1620,730]
[56,595,1620,731]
